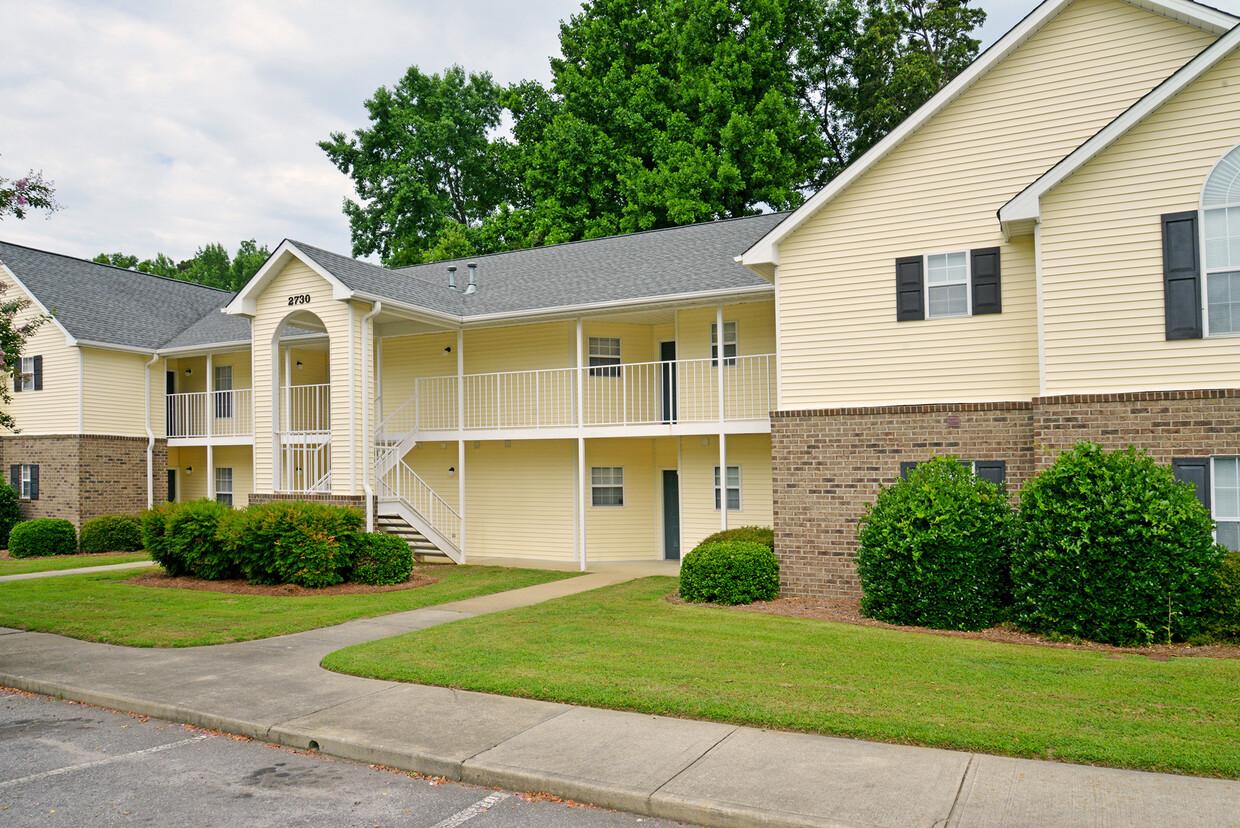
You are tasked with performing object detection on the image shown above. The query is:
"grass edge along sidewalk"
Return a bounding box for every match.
[0,565,578,647]
[323,576,1240,780]
[0,552,150,576]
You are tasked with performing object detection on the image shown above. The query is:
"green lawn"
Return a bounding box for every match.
[0,566,577,647]
[0,552,151,576]
[324,577,1240,779]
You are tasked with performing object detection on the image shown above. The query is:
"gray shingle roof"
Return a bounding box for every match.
[0,241,234,350]
[292,212,784,319]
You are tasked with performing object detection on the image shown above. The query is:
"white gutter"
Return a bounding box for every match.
[361,301,382,532]
[144,352,159,508]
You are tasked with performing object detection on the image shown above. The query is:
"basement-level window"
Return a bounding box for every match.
[591,466,624,507]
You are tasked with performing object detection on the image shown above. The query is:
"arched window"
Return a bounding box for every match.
[1201,145,1240,335]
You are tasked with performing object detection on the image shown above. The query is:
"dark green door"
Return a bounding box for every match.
[662,470,680,560]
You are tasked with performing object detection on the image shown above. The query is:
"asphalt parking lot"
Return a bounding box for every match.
[0,688,695,828]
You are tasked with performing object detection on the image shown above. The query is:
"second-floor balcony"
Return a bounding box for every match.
[166,389,253,442]
[378,354,776,440]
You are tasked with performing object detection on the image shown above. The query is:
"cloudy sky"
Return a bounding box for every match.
[1,0,1235,263]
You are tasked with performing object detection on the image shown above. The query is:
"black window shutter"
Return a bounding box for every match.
[32,356,42,391]
[974,460,1007,489]
[9,465,19,492]
[971,248,1002,315]
[29,466,38,500]
[1172,458,1210,509]
[1162,212,1202,340]
[895,257,925,321]
[899,461,919,479]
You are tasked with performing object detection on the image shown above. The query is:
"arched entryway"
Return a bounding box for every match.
[271,311,331,493]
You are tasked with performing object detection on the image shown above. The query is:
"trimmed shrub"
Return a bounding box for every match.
[0,482,21,549]
[79,514,143,554]
[225,501,362,588]
[696,525,774,552]
[1206,549,1240,641]
[348,533,414,585]
[141,502,181,574]
[1013,443,1222,646]
[857,456,1015,631]
[679,541,779,605]
[166,499,236,580]
[9,519,77,558]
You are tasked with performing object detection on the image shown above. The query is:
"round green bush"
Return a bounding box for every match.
[9,518,77,558]
[348,533,414,585]
[679,540,779,605]
[0,482,21,549]
[1206,549,1240,642]
[857,456,1015,631]
[697,525,774,551]
[224,501,362,588]
[141,502,181,574]
[165,499,236,580]
[1013,443,1223,646]
[79,514,143,554]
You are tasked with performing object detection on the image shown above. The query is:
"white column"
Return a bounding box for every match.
[206,354,215,501]
[576,318,586,571]
[282,347,292,491]
[717,303,727,532]
[457,328,466,560]
[348,302,357,494]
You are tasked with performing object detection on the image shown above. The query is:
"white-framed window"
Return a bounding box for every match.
[926,251,970,318]
[16,356,37,392]
[714,465,741,511]
[710,321,738,366]
[1212,456,1240,550]
[591,466,624,507]
[588,336,621,377]
[19,464,37,500]
[1201,146,1240,336]
[213,364,233,419]
[215,467,234,508]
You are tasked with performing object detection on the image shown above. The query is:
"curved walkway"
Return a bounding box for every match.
[0,570,1237,827]
[0,560,154,581]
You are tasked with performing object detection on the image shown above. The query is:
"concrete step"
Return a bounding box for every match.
[376,515,456,563]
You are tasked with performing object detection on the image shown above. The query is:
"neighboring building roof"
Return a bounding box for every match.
[0,241,234,351]
[738,0,1238,274]
[999,19,1240,235]
[277,212,786,320]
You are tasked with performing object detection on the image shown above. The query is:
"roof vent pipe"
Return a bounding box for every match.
[464,262,477,295]
[447,265,457,290]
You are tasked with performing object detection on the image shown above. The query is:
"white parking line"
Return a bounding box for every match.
[427,790,512,828]
[0,734,211,789]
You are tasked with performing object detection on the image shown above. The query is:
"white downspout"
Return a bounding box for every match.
[576,318,586,571]
[361,301,382,532]
[457,327,466,562]
[144,352,159,508]
[717,303,727,532]
[348,302,357,494]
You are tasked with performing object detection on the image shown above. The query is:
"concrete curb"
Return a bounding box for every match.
[0,669,850,828]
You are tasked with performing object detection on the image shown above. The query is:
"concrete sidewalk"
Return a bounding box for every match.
[0,559,154,581]
[1,573,1238,827]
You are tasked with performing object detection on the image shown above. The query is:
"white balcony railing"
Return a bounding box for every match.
[279,383,331,435]
[379,354,775,435]
[378,460,461,552]
[165,389,253,439]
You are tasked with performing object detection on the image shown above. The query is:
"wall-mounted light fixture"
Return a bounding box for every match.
[443,346,452,354]
[448,466,456,477]
[185,466,193,475]
[296,361,304,369]
[184,368,192,376]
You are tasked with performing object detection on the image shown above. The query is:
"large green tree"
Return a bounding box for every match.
[320,65,518,266]
[93,240,270,292]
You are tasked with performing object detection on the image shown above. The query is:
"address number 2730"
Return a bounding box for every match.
[288,294,311,306]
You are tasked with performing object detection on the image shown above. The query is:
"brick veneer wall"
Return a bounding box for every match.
[0,435,167,527]
[773,389,1240,598]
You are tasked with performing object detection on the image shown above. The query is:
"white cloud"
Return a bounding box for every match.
[2,0,1238,264]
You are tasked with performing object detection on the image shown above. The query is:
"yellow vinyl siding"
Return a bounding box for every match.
[213,445,254,508]
[3,277,78,434]
[82,348,149,436]
[465,439,575,560]
[1039,48,1240,393]
[680,434,773,551]
[775,0,1214,409]
[167,445,254,507]
[586,438,658,560]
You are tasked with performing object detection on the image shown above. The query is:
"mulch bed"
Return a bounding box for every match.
[126,570,440,596]
[669,594,1240,660]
